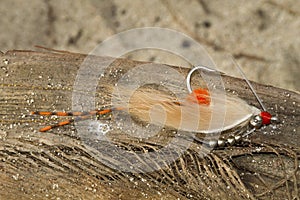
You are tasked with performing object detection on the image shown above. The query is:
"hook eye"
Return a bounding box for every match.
[186,66,217,93]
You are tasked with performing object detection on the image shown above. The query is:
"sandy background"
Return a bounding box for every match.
[0,0,299,91]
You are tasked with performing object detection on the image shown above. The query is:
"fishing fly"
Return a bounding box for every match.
[31,64,278,147]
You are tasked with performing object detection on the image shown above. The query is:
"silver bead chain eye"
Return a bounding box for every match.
[250,115,263,128]
[271,116,279,124]
[227,136,235,146]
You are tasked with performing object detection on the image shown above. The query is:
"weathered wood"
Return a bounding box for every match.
[0,50,299,200]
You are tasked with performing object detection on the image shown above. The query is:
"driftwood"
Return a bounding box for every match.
[0,50,299,200]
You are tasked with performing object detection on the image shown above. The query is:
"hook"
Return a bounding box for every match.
[186,65,218,93]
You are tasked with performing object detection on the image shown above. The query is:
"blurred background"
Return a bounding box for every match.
[0,0,299,91]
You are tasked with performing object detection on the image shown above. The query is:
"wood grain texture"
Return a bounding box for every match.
[0,50,299,200]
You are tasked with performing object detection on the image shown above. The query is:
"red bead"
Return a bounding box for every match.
[260,111,272,125]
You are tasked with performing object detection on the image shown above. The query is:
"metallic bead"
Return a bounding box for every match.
[250,115,263,128]
[234,135,242,142]
[227,136,235,146]
[208,140,217,148]
[271,116,279,124]
[217,139,225,147]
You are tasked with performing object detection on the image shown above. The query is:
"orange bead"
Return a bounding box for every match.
[187,88,211,105]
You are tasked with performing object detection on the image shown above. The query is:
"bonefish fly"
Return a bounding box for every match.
[31,65,278,147]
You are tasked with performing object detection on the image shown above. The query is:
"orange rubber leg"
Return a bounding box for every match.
[31,107,124,132]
